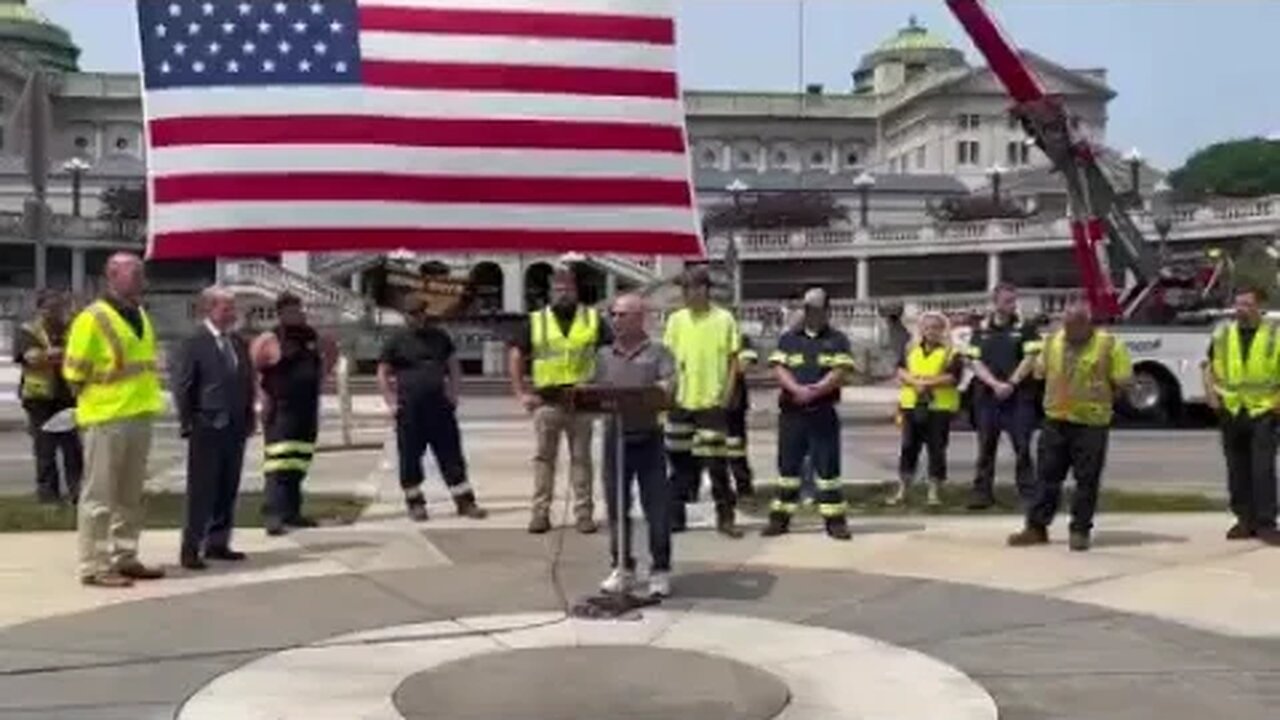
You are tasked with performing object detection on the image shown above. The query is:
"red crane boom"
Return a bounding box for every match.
[945,0,1163,321]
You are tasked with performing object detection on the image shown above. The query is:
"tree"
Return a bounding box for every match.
[1168,138,1280,199]
[1231,238,1280,304]
[97,185,147,239]
[702,191,848,231]
[926,195,1034,222]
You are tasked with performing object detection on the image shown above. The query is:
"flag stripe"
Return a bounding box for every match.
[358,5,675,44]
[149,146,691,180]
[153,201,698,234]
[154,173,694,206]
[361,0,676,18]
[359,31,675,72]
[151,227,698,259]
[148,116,688,151]
[362,60,678,98]
[143,87,684,125]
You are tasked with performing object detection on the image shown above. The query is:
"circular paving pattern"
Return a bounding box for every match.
[176,611,997,720]
[393,645,791,720]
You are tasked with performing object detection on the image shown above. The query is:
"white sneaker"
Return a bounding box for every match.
[647,571,671,598]
[927,481,942,507]
[600,568,634,595]
[886,480,907,506]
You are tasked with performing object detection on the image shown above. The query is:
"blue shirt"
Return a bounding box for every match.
[770,325,855,411]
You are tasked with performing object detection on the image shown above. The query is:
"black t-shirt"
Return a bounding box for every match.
[970,315,1041,399]
[509,303,613,356]
[103,296,144,338]
[380,325,456,402]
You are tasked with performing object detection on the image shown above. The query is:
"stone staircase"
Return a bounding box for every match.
[218,259,369,326]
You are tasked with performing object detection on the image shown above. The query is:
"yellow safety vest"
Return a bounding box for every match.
[18,321,56,400]
[899,343,960,411]
[62,300,165,427]
[1211,321,1280,417]
[530,306,599,389]
[1043,330,1120,427]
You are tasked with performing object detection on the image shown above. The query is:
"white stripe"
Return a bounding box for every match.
[359,0,676,19]
[360,31,674,72]
[145,86,683,125]
[153,202,697,235]
[150,145,689,180]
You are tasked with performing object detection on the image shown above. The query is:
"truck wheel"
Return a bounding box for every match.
[1123,368,1176,426]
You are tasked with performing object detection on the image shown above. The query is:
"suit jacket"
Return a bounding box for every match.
[173,325,254,436]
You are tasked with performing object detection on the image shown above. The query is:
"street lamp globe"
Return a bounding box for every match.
[725,178,750,195]
[62,157,92,173]
[852,171,876,190]
[1124,147,1143,164]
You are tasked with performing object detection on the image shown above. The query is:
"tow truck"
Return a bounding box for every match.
[945,0,1238,423]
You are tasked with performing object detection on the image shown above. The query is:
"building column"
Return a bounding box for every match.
[348,271,362,294]
[855,257,869,300]
[503,257,524,314]
[986,251,1002,291]
[281,252,309,275]
[604,271,618,300]
[71,247,86,295]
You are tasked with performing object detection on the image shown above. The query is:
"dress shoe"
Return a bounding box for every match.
[80,572,134,588]
[180,555,208,571]
[1068,531,1091,552]
[760,512,790,538]
[284,515,318,529]
[575,517,598,534]
[1256,527,1280,546]
[1007,525,1049,547]
[527,514,551,534]
[116,561,165,581]
[825,518,853,541]
[206,547,247,562]
[1226,523,1256,541]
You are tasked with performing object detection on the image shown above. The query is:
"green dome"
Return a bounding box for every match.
[875,16,954,53]
[0,1,79,72]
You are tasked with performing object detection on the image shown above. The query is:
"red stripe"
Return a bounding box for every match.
[154,173,693,207]
[148,116,686,152]
[149,229,704,259]
[362,61,677,99]
[359,6,675,45]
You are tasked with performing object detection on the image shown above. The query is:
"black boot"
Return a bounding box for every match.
[824,517,852,541]
[455,495,488,520]
[715,506,744,539]
[760,512,790,537]
[406,494,428,522]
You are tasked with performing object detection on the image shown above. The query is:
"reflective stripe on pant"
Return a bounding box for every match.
[398,399,476,502]
[78,417,152,577]
[263,407,318,522]
[667,408,736,520]
[725,404,754,494]
[775,407,845,518]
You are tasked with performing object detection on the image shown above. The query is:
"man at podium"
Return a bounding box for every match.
[591,294,676,599]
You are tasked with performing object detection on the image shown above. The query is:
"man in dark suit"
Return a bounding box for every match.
[172,287,255,570]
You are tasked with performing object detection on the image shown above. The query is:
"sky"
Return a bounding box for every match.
[30,0,1280,169]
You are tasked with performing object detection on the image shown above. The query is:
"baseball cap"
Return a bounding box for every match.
[802,287,828,307]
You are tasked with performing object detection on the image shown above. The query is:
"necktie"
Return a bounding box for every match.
[218,334,237,370]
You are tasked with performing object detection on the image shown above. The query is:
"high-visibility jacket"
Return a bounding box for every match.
[62,300,164,427]
[664,305,740,410]
[18,320,57,401]
[1211,321,1280,418]
[899,343,960,411]
[530,305,599,389]
[1042,329,1131,427]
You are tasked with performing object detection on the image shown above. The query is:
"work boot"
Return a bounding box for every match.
[1226,523,1255,541]
[406,489,428,522]
[116,561,166,581]
[966,490,995,511]
[528,513,551,534]
[1068,531,1091,552]
[1007,525,1049,547]
[80,572,134,589]
[1256,527,1280,546]
[264,516,288,536]
[180,552,208,571]
[825,517,853,541]
[455,497,488,520]
[285,516,318,529]
[715,506,744,539]
[760,512,790,537]
[576,517,599,534]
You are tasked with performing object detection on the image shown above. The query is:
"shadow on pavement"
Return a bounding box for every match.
[1090,530,1189,547]
[671,569,777,601]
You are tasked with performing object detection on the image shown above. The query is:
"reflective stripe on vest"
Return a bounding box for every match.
[19,321,56,400]
[530,306,599,389]
[1044,330,1116,427]
[67,301,164,426]
[1211,321,1280,417]
[899,343,960,411]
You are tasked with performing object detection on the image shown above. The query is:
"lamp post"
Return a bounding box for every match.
[725,179,749,308]
[62,157,91,218]
[987,163,1007,205]
[1124,147,1143,199]
[1152,179,1174,263]
[852,170,875,228]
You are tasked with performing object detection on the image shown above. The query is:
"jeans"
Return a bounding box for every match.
[603,428,671,572]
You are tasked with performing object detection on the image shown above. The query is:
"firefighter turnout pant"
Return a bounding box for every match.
[665,408,736,524]
[396,399,478,506]
[773,406,847,520]
[263,406,318,524]
[725,403,754,496]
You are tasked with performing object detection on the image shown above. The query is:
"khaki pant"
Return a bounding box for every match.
[78,417,152,577]
[532,404,594,520]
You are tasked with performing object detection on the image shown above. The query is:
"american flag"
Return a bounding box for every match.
[137,0,703,260]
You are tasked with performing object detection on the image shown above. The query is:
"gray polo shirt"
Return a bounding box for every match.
[593,339,675,434]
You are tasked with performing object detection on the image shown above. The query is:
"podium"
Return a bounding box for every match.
[565,384,670,618]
